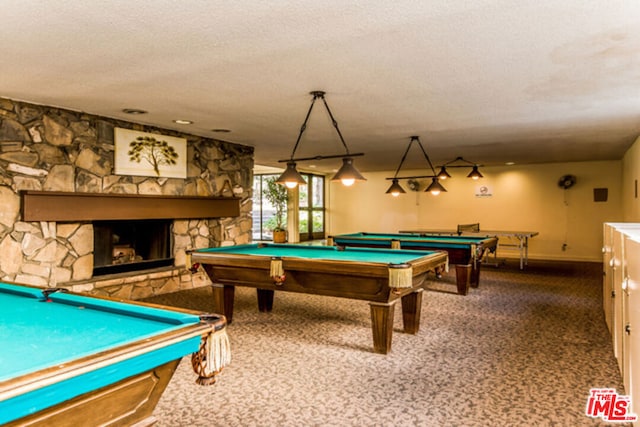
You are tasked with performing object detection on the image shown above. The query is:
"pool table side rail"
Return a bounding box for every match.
[0,282,209,320]
[339,232,496,243]
[332,233,498,250]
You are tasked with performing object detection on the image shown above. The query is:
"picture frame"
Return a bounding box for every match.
[114,128,187,178]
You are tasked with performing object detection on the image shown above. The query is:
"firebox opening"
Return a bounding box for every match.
[93,219,173,276]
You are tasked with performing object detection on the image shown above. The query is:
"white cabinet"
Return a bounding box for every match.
[603,223,640,424]
[623,233,640,421]
[604,223,640,371]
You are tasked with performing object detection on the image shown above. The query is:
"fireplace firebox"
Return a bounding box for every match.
[93,220,173,276]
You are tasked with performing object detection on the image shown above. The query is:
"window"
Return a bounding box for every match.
[253,172,325,242]
[298,173,325,241]
[252,174,286,241]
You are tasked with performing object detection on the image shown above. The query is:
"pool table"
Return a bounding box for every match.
[0,282,228,427]
[190,243,448,354]
[330,232,498,295]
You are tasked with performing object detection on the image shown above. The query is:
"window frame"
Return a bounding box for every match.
[298,173,325,242]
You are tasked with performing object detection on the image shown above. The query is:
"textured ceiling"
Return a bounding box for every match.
[2,1,640,173]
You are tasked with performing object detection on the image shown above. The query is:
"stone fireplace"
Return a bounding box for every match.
[0,97,254,300]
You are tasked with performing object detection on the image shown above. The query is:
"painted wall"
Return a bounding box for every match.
[623,135,640,221]
[327,160,622,262]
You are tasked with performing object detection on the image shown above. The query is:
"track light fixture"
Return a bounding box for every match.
[436,156,484,180]
[276,91,366,188]
[384,136,447,197]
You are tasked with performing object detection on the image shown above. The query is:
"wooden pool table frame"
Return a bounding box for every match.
[191,246,448,354]
[330,233,499,295]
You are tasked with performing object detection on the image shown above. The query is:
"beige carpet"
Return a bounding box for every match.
[144,260,626,427]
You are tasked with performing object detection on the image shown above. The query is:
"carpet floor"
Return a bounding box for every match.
[143,259,626,427]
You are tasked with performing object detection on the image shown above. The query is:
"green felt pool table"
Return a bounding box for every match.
[0,282,228,427]
[330,232,498,295]
[190,243,448,354]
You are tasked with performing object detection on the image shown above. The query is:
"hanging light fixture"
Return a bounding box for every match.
[276,91,366,188]
[384,136,446,196]
[425,177,447,195]
[385,179,406,197]
[467,165,484,180]
[436,166,452,180]
[276,161,307,188]
[436,156,484,180]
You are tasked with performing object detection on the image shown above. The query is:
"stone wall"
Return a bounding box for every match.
[0,97,254,299]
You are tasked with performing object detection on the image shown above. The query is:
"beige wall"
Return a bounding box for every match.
[623,135,640,221]
[327,160,622,262]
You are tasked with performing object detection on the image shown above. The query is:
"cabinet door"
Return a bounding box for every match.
[613,228,626,372]
[604,223,615,334]
[624,235,640,414]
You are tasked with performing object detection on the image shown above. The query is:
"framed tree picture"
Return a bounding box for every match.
[114,128,187,178]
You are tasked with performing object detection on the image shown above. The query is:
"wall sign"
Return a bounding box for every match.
[475,185,493,198]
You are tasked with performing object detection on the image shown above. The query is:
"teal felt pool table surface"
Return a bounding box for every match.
[0,282,214,426]
[194,242,439,264]
[0,283,201,381]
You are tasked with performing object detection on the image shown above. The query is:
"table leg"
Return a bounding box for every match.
[401,288,423,334]
[257,288,275,312]
[211,284,235,323]
[369,300,396,354]
[470,262,481,288]
[455,264,471,295]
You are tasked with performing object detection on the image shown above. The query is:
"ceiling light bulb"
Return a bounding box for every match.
[430,189,441,196]
[341,178,355,187]
[285,181,299,189]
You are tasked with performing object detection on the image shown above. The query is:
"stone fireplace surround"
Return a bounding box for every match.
[0,97,254,300]
[22,190,241,279]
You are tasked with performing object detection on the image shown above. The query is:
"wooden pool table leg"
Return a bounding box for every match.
[257,288,275,312]
[470,262,481,288]
[211,284,235,323]
[455,264,471,295]
[369,300,397,354]
[401,288,423,334]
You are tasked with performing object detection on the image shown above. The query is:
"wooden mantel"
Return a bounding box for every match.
[21,191,241,222]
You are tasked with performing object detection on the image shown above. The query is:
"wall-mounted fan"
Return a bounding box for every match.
[407,179,420,191]
[558,174,577,189]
